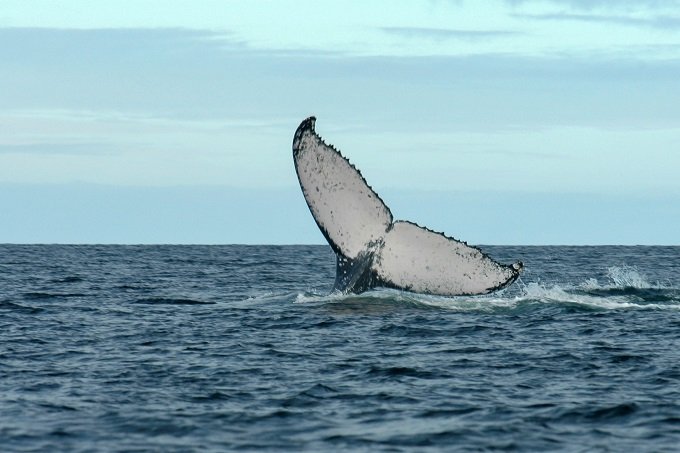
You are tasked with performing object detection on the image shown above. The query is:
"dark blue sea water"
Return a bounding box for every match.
[1,244,680,452]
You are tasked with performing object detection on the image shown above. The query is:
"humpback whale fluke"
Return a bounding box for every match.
[293,116,522,296]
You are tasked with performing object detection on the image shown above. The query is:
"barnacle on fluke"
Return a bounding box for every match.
[293,116,522,296]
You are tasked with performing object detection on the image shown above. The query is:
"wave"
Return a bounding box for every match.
[290,266,680,313]
[0,300,45,314]
[518,282,678,311]
[581,265,661,290]
[23,292,87,300]
[133,297,215,305]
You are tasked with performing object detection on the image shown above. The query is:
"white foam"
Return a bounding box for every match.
[521,282,680,310]
[580,278,601,290]
[522,282,629,308]
[289,268,680,311]
[294,290,347,304]
[606,265,652,289]
[409,293,521,312]
[402,280,680,311]
[579,266,657,291]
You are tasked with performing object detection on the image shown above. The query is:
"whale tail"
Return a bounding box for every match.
[293,116,522,296]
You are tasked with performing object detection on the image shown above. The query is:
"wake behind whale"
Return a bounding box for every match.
[293,116,522,296]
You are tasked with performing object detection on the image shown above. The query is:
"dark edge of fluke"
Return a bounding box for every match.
[293,116,391,293]
[292,116,523,296]
[292,115,394,259]
[292,116,348,258]
[293,116,394,221]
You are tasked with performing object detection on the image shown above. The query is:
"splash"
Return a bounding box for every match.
[294,290,349,304]
[290,278,680,312]
[580,266,655,290]
[520,282,645,310]
[606,266,652,289]
[287,263,680,312]
[294,288,517,311]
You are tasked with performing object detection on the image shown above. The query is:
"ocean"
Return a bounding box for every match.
[1,244,679,452]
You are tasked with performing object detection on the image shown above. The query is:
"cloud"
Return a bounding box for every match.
[0,27,249,117]
[0,183,322,244]
[2,27,680,134]
[2,183,679,244]
[0,143,114,155]
[0,27,242,69]
[380,26,522,41]
[505,0,680,10]
[514,12,680,29]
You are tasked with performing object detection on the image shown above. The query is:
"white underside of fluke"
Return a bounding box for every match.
[293,116,522,296]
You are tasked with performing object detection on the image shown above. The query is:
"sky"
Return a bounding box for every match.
[1,0,679,244]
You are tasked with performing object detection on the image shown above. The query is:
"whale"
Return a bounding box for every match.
[292,116,523,296]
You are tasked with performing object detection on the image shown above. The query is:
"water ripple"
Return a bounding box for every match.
[1,244,679,451]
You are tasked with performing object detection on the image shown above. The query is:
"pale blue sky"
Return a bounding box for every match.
[1,1,679,244]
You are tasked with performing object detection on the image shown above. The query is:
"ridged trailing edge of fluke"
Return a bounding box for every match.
[292,116,523,296]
